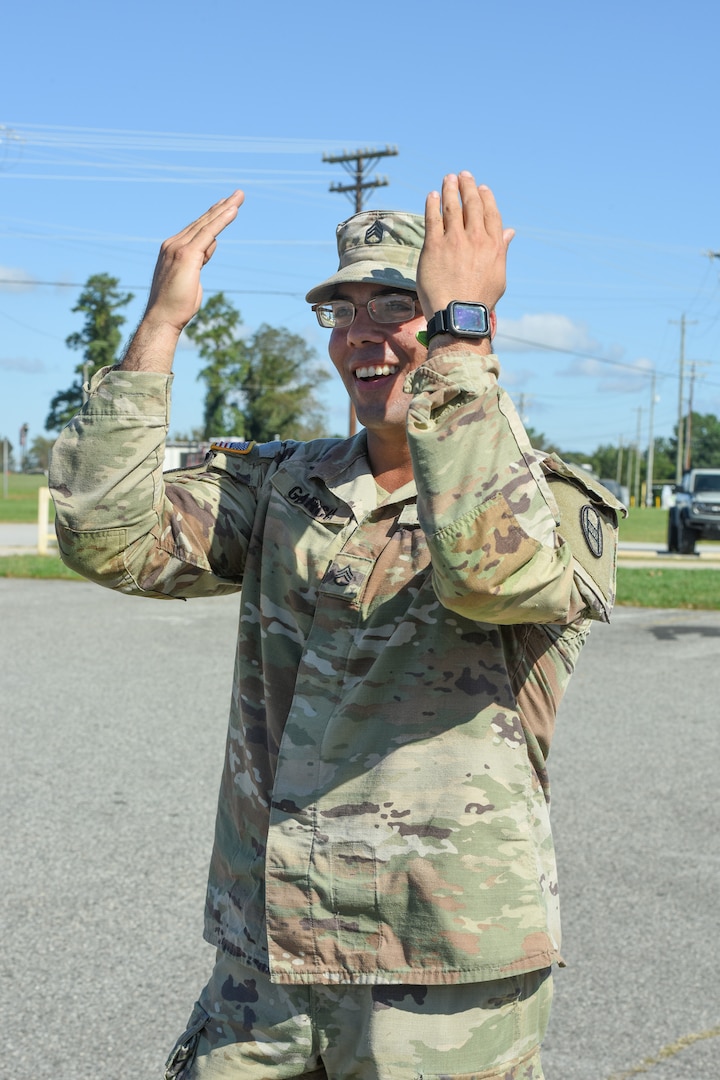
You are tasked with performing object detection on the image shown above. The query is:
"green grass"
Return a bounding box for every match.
[618,506,667,543]
[0,554,82,580]
[0,473,54,523]
[619,505,720,545]
[3,557,719,612]
[2,478,719,609]
[616,567,720,609]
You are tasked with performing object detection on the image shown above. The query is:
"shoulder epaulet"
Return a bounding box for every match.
[541,453,627,613]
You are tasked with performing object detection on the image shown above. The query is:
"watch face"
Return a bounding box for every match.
[450,302,490,335]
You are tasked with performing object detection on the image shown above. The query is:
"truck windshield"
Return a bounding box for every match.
[694,475,720,493]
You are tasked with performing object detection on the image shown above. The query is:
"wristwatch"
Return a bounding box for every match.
[426,301,491,343]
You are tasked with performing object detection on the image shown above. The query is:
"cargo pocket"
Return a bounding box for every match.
[164,1002,210,1080]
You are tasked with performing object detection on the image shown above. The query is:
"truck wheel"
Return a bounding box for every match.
[676,516,696,555]
[667,513,678,552]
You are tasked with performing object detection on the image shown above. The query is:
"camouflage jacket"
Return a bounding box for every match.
[50,351,623,986]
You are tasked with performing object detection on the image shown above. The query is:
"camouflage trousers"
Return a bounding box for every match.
[164,950,552,1080]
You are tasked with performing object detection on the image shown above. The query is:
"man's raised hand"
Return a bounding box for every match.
[417,173,514,321]
[120,191,244,373]
[144,190,245,335]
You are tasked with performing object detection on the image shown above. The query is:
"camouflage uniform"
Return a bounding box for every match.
[50,349,622,992]
[50,202,623,1076]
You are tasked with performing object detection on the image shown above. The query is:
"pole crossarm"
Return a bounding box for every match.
[329,177,389,196]
[323,145,398,214]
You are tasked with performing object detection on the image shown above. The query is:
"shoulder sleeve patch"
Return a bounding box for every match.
[541,453,627,618]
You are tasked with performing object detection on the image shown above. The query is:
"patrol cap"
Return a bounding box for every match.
[305,210,425,305]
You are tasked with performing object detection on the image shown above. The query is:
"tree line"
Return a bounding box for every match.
[6,273,720,478]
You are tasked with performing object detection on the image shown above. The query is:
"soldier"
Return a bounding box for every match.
[50,172,624,1079]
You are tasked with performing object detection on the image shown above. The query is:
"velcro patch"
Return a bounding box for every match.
[210,440,255,455]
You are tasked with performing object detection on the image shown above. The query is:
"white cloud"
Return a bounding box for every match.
[495,312,655,395]
[0,267,37,292]
[495,313,599,354]
[0,357,46,373]
[594,356,655,394]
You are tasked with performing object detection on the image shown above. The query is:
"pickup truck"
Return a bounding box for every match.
[667,468,720,554]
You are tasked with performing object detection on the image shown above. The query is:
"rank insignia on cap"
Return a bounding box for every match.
[210,440,255,455]
[364,220,384,244]
[580,504,603,558]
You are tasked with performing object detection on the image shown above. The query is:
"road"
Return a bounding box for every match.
[1,581,719,1079]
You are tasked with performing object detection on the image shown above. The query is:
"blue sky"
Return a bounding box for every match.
[2,0,719,463]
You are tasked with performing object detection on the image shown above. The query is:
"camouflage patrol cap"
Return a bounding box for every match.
[305,210,425,305]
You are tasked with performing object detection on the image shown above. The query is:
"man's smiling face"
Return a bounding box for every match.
[328,283,427,436]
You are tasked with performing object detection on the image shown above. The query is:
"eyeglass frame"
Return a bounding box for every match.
[312,292,419,330]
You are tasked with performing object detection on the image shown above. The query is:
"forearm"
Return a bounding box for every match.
[49,368,244,597]
[119,317,181,373]
[406,351,582,624]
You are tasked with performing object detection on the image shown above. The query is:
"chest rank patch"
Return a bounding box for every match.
[333,565,355,586]
[580,504,604,558]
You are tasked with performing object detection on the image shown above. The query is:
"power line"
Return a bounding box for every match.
[2,122,371,156]
[0,279,303,297]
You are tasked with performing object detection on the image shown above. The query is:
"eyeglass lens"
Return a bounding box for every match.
[314,294,416,328]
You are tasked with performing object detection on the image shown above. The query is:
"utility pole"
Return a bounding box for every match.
[669,314,697,486]
[683,361,711,471]
[323,145,398,214]
[633,406,643,508]
[645,371,657,506]
[324,145,399,435]
[625,440,634,504]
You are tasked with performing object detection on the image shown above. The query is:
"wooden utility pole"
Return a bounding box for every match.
[633,406,643,508]
[324,145,399,435]
[669,314,697,486]
[645,371,657,507]
[323,145,398,214]
[684,360,711,471]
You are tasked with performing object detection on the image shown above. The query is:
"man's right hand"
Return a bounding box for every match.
[121,190,244,373]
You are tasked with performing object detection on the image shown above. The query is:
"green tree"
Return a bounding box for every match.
[684,411,720,468]
[187,292,329,441]
[524,425,564,456]
[185,292,246,436]
[588,442,622,480]
[25,435,56,473]
[654,412,720,475]
[242,324,329,441]
[46,274,134,430]
[650,437,676,482]
[0,436,16,471]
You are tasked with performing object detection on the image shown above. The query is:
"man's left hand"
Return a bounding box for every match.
[417,173,514,320]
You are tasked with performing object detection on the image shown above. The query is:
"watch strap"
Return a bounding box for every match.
[425,309,449,342]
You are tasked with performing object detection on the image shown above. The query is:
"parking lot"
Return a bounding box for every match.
[2,580,719,1078]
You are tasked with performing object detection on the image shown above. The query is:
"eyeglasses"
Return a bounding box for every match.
[312,293,418,329]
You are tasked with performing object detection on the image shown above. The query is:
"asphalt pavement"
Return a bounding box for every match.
[1,581,719,1079]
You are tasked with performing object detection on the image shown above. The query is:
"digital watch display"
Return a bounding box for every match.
[426,302,491,342]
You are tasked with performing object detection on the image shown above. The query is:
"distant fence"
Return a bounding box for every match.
[37,487,56,555]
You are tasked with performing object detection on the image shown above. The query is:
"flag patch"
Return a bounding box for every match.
[210,440,255,455]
